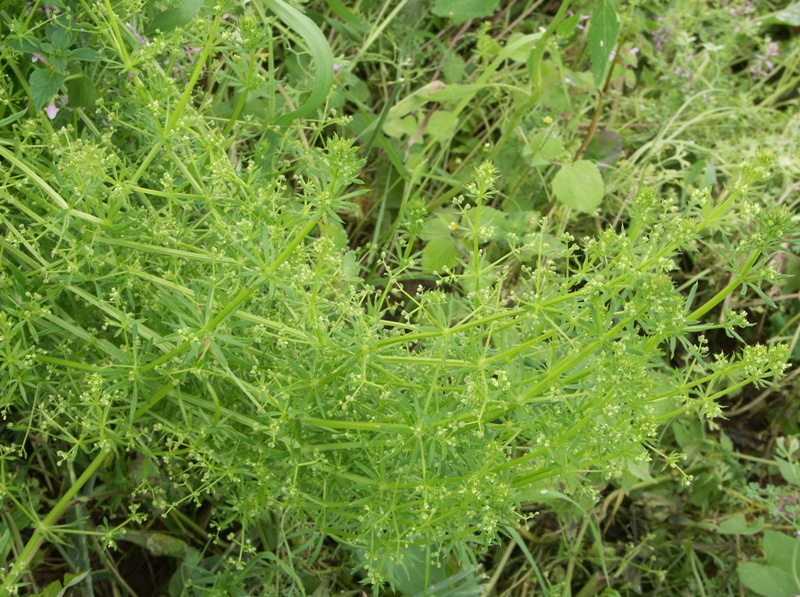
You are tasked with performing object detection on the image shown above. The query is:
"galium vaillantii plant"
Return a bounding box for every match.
[0,119,791,587]
[0,0,794,590]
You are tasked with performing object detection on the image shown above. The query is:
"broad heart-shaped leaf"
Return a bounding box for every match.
[432,0,501,24]
[29,69,65,112]
[737,563,799,597]
[587,0,620,87]
[420,209,459,241]
[763,530,800,575]
[737,531,800,597]
[552,160,604,213]
[422,237,458,273]
[46,16,76,50]
[5,35,45,54]
[146,0,203,34]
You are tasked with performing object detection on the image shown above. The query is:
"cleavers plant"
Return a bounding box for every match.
[0,0,795,593]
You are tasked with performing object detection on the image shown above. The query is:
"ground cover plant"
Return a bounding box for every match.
[0,0,798,595]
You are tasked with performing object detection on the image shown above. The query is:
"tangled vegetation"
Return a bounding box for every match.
[0,0,798,595]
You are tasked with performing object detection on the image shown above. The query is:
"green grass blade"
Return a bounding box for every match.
[266,0,334,126]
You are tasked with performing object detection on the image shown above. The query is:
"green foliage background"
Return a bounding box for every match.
[0,0,798,595]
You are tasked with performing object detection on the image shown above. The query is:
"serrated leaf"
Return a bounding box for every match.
[422,237,458,273]
[49,55,69,74]
[382,114,419,139]
[432,0,501,25]
[626,458,654,482]
[66,75,97,108]
[46,17,75,50]
[587,0,620,87]
[318,218,349,249]
[146,0,204,34]
[552,160,604,213]
[442,52,466,83]
[387,81,445,120]
[37,579,64,597]
[5,35,44,54]
[29,69,65,111]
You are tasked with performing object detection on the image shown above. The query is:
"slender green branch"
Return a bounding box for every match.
[5,449,110,592]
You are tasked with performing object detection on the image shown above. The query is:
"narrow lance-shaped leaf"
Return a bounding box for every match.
[432,0,502,24]
[587,0,620,87]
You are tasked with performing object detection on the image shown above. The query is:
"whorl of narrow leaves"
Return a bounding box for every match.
[0,1,796,593]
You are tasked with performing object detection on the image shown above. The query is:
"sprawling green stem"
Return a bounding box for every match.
[4,449,110,592]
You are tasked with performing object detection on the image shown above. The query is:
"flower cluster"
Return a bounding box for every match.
[749,40,780,80]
